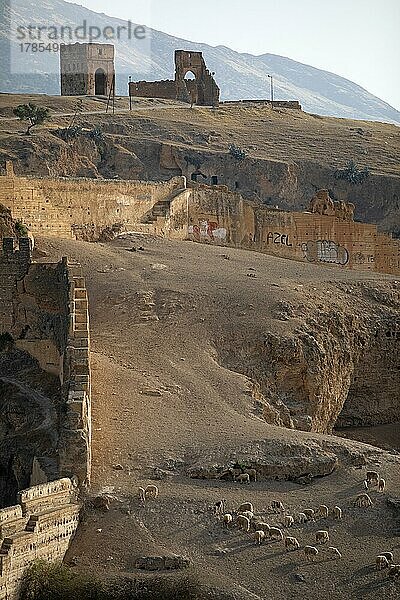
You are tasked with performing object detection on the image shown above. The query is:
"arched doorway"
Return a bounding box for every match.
[184,70,198,104]
[95,68,106,95]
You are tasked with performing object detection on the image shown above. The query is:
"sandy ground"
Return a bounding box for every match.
[35,234,400,599]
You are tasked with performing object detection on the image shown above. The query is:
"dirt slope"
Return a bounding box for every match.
[36,235,400,600]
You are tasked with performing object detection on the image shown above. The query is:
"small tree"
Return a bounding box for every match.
[13,103,50,135]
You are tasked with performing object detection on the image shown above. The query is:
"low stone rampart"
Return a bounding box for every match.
[0,162,185,240]
[0,479,80,600]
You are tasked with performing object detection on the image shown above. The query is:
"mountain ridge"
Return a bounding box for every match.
[1,0,399,123]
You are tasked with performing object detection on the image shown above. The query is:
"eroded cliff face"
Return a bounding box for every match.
[0,348,60,507]
[214,282,400,434]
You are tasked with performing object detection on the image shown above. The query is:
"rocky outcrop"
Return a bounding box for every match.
[134,555,191,571]
[214,283,400,434]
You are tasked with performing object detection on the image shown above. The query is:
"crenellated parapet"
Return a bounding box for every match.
[59,262,91,488]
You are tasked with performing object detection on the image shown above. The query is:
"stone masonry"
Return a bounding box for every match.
[0,479,80,600]
[60,43,115,96]
[130,50,220,106]
[0,238,91,490]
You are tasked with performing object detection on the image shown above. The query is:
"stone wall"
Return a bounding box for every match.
[1,164,398,274]
[182,185,400,275]
[130,80,177,100]
[221,100,302,109]
[0,238,91,496]
[0,164,185,240]
[0,479,80,600]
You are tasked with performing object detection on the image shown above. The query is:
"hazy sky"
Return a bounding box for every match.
[72,0,400,110]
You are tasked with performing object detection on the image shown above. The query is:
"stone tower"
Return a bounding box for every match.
[60,43,115,96]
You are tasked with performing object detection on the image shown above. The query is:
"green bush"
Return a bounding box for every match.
[335,160,370,184]
[13,103,50,135]
[228,144,246,160]
[15,220,29,237]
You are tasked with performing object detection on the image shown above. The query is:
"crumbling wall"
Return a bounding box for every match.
[181,186,400,275]
[130,80,177,100]
[0,238,91,495]
[0,479,80,600]
[129,50,220,106]
[0,163,185,240]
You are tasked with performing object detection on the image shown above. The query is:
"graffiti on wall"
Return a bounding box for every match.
[265,232,293,247]
[188,221,227,243]
[353,252,375,265]
[301,240,349,266]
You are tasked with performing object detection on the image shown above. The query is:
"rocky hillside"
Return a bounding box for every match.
[1,0,399,122]
[1,96,399,235]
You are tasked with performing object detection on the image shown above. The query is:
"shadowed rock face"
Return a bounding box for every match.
[0,204,16,241]
[0,349,60,507]
[214,292,400,434]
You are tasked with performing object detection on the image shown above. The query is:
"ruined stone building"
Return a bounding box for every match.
[130,50,220,106]
[60,43,115,96]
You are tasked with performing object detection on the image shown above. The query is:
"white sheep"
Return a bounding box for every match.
[244,468,257,482]
[238,502,254,514]
[254,530,266,545]
[285,536,300,551]
[378,478,386,493]
[318,505,329,518]
[376,555,389,571]
[283,515,295,528]
[270,500,285,513]
[235,473,250,484]
[236,514,251,532]
[316,530,330,544]
[222,513,233,528]
[355,493,372,508]
[380,552,393,563]
[138,487,146,504]
[269,527,284,541]
[145,484,159,499]
[327,546,342,559]
[297,512,307,524]
[239,510,254,521]
[366,471,379,485]
[332,506,342,520]
[303,508,315,521]
[253,521,270,533]
[304,545,319,560]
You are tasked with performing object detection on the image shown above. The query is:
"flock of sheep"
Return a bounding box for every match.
[214,497,343,563]
[136,469,399,581]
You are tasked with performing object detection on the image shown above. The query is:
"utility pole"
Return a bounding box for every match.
[267,74,274,108]
[106,74,116,115]
[128,76,132,111]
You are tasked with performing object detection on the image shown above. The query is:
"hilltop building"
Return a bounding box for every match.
[60,43,115,96]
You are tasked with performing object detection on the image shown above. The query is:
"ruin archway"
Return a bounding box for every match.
[183,70,197,104]
[95,68,106,95]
